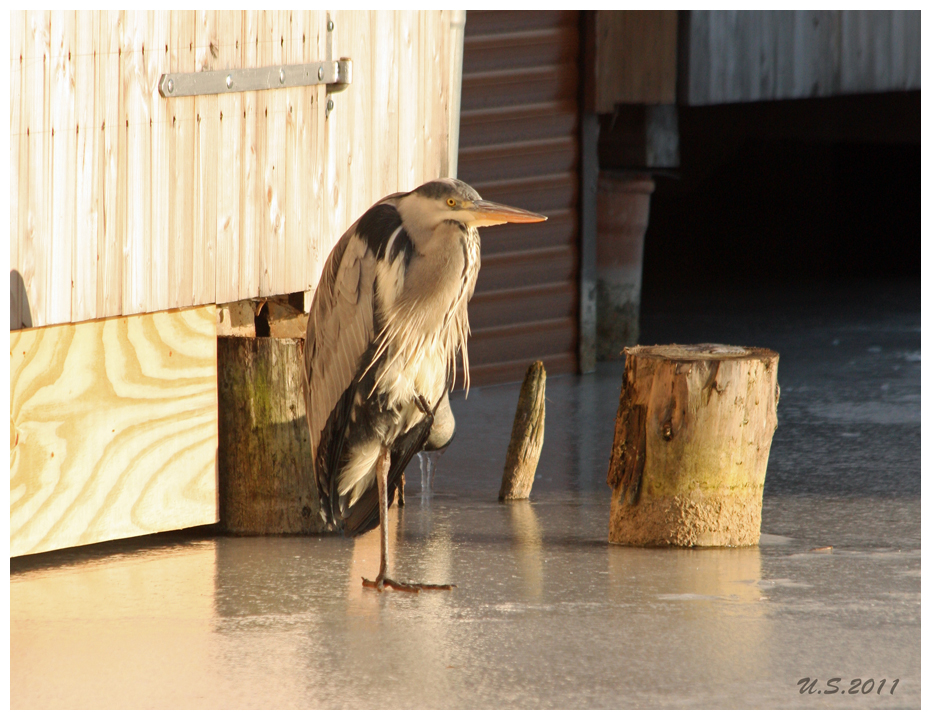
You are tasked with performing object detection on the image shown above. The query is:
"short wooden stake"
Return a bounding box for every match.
[218,337,326,534]
[607,344,779,546]
[499,361,546,500]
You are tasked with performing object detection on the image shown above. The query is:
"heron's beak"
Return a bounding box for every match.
[469,200,548,228]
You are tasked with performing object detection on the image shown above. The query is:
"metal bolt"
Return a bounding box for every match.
[326,97,335,118]
[279,68,285,84]
[167,78,174,94]
[317,66,324,81]
[226,74,232,89]
[327,20,334,32]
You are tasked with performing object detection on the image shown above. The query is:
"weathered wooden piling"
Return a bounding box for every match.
[607,344,779,546]
[217,337,325,534]
[499,360,546,500]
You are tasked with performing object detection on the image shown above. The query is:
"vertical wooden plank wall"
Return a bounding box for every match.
[683,10,921,105]
[11,15,25,327]
[99,11,123,319]
[168,11,196,310]
[11,10,456,330]
[593,10,677,110]
[73,12,99,323]
[49,12,76,327]
[215,11,243,306]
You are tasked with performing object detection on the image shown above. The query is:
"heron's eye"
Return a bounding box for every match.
[447,198,456,207]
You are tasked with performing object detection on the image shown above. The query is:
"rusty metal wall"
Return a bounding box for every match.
[458,10,581,386]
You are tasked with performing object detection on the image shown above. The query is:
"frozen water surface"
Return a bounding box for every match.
[10,280,920,709]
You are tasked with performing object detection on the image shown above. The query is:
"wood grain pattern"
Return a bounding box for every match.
[23,12,51,328]
[685,10,920,105]
[499,360,546,500]
[72,11,100,324]
[193,10,218,306]
[11,10,457,329]
[123,10,151,316]
[150,11,171,312]
[11,13,26,329]
[10,305,219,557]
[98,10,123,318]
[168,10,196,309]
[283,11,307,296]
[240,11,261,301]
[594,10,677,110]
[397,11,422,193]
[49,11,76,326]
[215,10,243,305]
[217,337,324,535]
[260,10,286,299]
[608,344,779,547]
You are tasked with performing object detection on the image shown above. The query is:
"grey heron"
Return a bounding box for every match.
[304,177,546,592]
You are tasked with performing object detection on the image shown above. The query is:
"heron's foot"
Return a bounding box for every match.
[362,575,455,593]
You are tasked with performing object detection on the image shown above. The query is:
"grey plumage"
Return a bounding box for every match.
[304,177,545,590]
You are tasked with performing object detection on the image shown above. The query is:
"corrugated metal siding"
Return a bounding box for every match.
[459,10,581,386]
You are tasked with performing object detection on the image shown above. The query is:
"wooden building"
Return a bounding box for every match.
[10,10,462,555]
[9,10,920,556]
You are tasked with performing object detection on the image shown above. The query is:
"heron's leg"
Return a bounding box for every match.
[362,444,455,593]
[361,445,394,590]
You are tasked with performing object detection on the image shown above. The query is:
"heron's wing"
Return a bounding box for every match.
[305,197,412,527]
[304,222,378,513]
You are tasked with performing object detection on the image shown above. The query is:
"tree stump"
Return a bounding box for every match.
[499,361,546,500]
[607,344,779,546]
[217,337,326,534]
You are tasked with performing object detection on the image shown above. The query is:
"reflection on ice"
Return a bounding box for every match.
[417,449,445,504]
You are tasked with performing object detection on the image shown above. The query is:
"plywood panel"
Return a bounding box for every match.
[10,305,219,557]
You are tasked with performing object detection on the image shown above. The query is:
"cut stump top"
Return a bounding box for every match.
[625,343,778,362]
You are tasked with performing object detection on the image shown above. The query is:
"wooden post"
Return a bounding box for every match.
[595,172,655,359]
[607,344,779,546]
[499,361,546,500]
[217,336,326,534]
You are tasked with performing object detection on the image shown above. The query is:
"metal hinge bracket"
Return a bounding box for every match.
[158,14,351,104]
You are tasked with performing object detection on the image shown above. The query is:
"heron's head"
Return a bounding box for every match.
[404,178,547,230]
